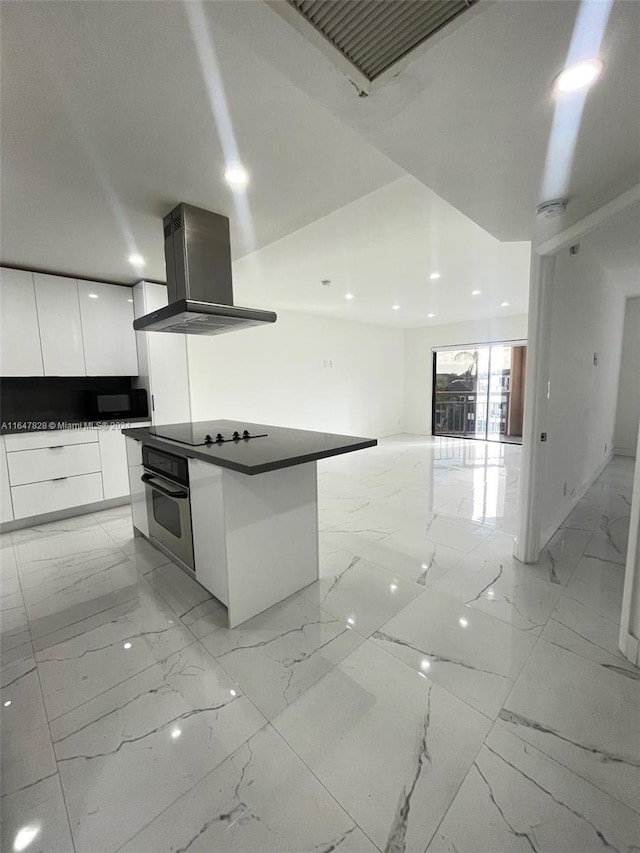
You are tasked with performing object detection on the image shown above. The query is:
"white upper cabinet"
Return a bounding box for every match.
[133,281,191,425]
[78,281,138,375]
[33,274,86,376]
[0,269,44,376]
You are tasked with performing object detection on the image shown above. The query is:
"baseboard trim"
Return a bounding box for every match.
[539,451,614,549]
[614,447,637,458]
[1,496,130,533]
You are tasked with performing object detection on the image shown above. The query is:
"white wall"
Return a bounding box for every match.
[614,297,640,456]
[403,314,529,434]
[186,310,404,437]
[539,242,626,541]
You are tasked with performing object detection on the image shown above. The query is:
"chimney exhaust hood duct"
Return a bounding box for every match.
[133,203,277,335]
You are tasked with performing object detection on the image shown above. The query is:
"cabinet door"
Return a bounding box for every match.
[99,427,130,499]
[126,437,148,536]
[0,268,44,376]
[78,281,138,375]
[34,274,86,376]
[0,437,14,523]
[144,283,191,425]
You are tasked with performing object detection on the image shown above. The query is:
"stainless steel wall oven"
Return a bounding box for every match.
[142,445,194,572]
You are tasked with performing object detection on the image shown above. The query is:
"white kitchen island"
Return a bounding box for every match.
[124,420,376,627]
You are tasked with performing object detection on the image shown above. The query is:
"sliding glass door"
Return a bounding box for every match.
[432,343,526,444]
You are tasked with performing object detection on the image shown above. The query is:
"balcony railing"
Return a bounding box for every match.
[434,392,509,438]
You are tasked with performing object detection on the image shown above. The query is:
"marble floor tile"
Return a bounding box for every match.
[1,642,56,798]
[423,514,495,552]
[356,535,466,588]
[52,642,266,853]
[584,524,628,566]
[371,590,536,718]
[0,595,31,652]
[499,638,640,812]
[201,594,365,720]
[22,550,143,641]
[432,545,562,634]
[427,724,640,853]
[143,559,230,638]
[35,579,197,720]
[117,534,174,572]
[548,592,625,659]
[561,554,627,625]
[0,773,74,853]
[273,640,492,853]
[298,556,424,637]
[1,439,636,853]
[119,725,378,853]
[179,597,228,640]
[541,615,640,677]
[11,522,116,576]
[145,560,215,619]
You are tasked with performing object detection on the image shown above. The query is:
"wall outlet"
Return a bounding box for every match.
[593,353,598,366]
[604,443,607,453]
[563,482,567,497]
[323,360,333,368]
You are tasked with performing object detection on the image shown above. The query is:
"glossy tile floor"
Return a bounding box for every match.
[1,436,638,853]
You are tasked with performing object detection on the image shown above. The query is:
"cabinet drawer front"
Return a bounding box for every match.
[7,443,102,486]
[11,473,104,519]
[4,429,97,452]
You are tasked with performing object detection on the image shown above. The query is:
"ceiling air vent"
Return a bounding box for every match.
[286,0,478,81]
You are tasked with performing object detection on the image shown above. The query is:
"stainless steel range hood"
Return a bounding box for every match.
[133,203,277,335]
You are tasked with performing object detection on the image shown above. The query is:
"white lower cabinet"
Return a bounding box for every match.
[0,437,13,523]
[2,424,150,526]
[126,437,148,537]
[11,473,104,519]
[7,443,101,487]
[99,428,131,499]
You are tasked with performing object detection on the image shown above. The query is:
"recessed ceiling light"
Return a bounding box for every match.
[471,290,482,296]
[3,700,11,707]
[88,293,99,299]
[555,58,603,94]
[501,301,510,307]
[128,253,145,267]
[392,304,400,311]
[430,272,441,280]
[459,617,469,628]
[123,642,132,649]
[427,313,435,319]
[224,163,249,188]
[345,293,354,300]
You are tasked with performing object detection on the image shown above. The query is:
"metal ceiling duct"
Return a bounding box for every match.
[286,0,478,81]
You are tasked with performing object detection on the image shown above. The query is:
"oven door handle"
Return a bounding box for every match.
[141,473,189,499]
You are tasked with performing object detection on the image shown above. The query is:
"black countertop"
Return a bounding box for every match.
[122,420,377,475]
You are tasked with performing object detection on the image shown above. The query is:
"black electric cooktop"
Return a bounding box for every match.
[149,421,267,447]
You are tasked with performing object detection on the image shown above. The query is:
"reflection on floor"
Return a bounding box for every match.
[1,437,638,852]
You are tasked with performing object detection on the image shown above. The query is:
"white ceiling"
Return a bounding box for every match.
[233,176,531,328]
[0,0,402,281]
[1,0,635,331]
[216,0,640,242]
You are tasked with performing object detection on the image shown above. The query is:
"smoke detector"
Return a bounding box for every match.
[537,199,567,219]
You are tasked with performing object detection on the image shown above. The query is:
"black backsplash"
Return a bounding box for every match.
[0,376,135,424]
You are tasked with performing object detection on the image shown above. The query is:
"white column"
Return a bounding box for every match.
[515,250,556,563]
[619,420,640,666]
